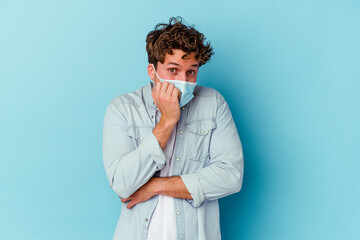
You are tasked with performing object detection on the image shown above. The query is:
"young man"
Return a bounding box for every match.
[102,17,244,240]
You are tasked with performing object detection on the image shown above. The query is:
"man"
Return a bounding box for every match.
[102,16,244,240]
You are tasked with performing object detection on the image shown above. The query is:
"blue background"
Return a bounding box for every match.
[1,0,359,239]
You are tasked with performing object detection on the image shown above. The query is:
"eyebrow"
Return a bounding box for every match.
[167,62,199,67]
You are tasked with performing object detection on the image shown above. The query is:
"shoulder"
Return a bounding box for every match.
[193,85,226,105]
[107,85,145,110]
[103,85,149,122]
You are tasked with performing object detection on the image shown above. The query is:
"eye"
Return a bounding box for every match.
[168,68,177,73]
[187,70,196,75]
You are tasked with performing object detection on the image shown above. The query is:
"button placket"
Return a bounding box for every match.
[172,108,187,239]
[172,104,187,175]
[151,110,156,127]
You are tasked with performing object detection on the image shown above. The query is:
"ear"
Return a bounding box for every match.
[147,63,156,81]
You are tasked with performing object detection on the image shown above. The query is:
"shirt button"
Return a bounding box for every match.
[176,211,180,215]
[139,137,143,141]
[200,130,205,134]
[151,115,154,119]
[179,130,183,134]
[176,157,180,161]
[145,218,148,222]
[181,107,185,111]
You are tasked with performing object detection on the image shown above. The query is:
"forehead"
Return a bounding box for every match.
[163,49,198,65]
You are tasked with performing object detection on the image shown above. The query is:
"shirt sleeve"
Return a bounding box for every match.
[102,102,166,199]
[180,94,244,208]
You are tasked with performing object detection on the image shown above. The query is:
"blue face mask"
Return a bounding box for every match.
[152,64,197,108]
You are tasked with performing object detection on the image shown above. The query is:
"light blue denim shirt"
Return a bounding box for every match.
[102,81,244,240]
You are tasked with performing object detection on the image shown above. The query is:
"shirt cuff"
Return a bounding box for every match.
[180,173,206,208]
[141,131,166,169]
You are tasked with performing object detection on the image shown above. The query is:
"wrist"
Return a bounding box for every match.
[152,177,166,195]
[159,116,178,128]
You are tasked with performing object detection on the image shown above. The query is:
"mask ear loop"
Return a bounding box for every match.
[152,63,162,82]
[151,64,157,81]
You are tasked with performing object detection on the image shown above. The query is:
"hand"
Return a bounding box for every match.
[120,177,160,209]
[152,81,181,124]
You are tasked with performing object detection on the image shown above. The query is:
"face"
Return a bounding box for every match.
[147,49,200,83]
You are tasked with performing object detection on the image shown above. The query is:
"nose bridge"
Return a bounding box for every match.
[179,70,187,81]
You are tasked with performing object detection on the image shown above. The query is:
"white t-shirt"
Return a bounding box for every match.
[147,108,177,240]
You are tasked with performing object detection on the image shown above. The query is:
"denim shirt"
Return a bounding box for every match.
[102,81,244,240]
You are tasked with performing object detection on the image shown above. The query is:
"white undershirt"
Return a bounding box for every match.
[147,108,177,240]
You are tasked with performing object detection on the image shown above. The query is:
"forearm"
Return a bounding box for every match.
[154,176,193,200]
[181,161,243,205]
[152,117,177,150]
[109,142,164,198]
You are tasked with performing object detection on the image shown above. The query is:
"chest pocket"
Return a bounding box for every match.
[185,119,216,162]
[127,125,153,147]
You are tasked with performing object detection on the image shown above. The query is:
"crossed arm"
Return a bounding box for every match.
[120,176,192,209]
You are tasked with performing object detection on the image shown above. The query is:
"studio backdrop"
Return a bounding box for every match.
[0,0,359,239]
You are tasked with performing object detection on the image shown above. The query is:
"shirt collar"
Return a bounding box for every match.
[144,81,158,111]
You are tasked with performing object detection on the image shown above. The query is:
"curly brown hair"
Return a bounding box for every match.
[146,16,214,68]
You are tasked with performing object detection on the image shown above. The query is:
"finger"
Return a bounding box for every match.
[164,83,174,99]
[160,81,169,97]
[151,91,157,105]
[171,87,181,102]
[127,201,136,209]
[154,81,161,99]
[154,79,160,88]
[121,197,131,203]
